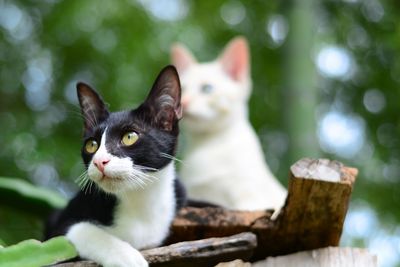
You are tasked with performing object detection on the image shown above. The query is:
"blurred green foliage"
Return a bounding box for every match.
[0,0,400,266]
[0,236,77,267]
[0,177,66,245]
[0,177,66,214]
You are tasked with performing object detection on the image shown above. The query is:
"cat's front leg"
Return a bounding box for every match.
[67,222,148,267]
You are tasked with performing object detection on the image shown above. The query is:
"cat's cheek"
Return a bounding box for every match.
[87,164,103,182]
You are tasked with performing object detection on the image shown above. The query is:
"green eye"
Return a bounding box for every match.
[122,131,139,146]
[85,139,98,154]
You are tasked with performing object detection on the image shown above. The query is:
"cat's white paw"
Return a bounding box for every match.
[103,243,148,267]
[67,222,149,267]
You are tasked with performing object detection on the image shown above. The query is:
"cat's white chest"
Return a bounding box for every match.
[181,121,287,210]
[182,121,260,182]
[107,163,176,249]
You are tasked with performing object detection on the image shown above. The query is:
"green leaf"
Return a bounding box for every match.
[0,177,67,216]
[0,237,78,267]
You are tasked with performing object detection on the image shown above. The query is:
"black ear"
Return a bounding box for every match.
[142,65,182,131]
[76,82,109,132]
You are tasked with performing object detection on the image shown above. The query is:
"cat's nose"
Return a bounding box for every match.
[93,158,110,173]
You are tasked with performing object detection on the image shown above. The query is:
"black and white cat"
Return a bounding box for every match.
[45,66,185,267]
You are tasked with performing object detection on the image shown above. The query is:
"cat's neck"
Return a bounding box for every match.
[106,162,176,249]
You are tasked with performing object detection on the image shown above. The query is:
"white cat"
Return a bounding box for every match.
[171,37,287,213]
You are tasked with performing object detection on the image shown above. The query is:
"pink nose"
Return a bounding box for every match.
[93,158,110,173]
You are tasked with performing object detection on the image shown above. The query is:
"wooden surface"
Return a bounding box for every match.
[167,158,358,260]
[253,247,377,267]
[53,158,358,266]
[53,232,257,267]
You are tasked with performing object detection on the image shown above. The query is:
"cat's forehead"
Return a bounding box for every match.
[88,110,142,136]
[181,62,237,93]
[182,62,220,80]
[108,111,133,124]
[106,110,145,129]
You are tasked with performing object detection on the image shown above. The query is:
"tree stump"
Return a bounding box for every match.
[166,158,358,261]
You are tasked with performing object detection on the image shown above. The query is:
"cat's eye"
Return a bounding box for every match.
[201,84,213,94]
[122,131,139,146]
[85,139,98,154]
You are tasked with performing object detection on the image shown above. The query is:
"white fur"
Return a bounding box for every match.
[67,222,148,267]
[173,38,287,212]
[107,163,176,249]
[67,130,176,267]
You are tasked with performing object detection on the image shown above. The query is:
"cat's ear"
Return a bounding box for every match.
[143,65,182,131]
[171,43,197,74]
[76,82,109,132]
[218,36,250,82]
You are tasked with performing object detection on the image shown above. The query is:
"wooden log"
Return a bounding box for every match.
[271,158,357,255]
[53,232,257,267]
[166,158,358,261]
[252,247,377,267]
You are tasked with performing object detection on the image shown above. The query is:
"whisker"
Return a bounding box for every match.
[131,172,149,185]
[75,171,88,187]
[86,179,94,194]
[127,174,145,190]
[159,152,184,164]
[133,164,158,172]
[140,171,159,183]
[75,170,95,194]
[125,166,160,190]
[135,178,146,189]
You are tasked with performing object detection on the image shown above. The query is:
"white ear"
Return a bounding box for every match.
[170,43,197,74]
[218,36,250,82]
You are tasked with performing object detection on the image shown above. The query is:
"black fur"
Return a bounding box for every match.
[44,66,186,240]
[45,189,116,239]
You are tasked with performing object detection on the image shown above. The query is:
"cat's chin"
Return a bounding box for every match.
[99,179,135,194]
[183,110,217,121]
[96,181,130,194]
[182,116,231,135]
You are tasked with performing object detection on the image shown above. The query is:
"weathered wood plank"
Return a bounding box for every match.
[253,247,377,267]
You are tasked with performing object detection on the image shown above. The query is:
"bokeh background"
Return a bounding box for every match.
[0,0,399,266]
